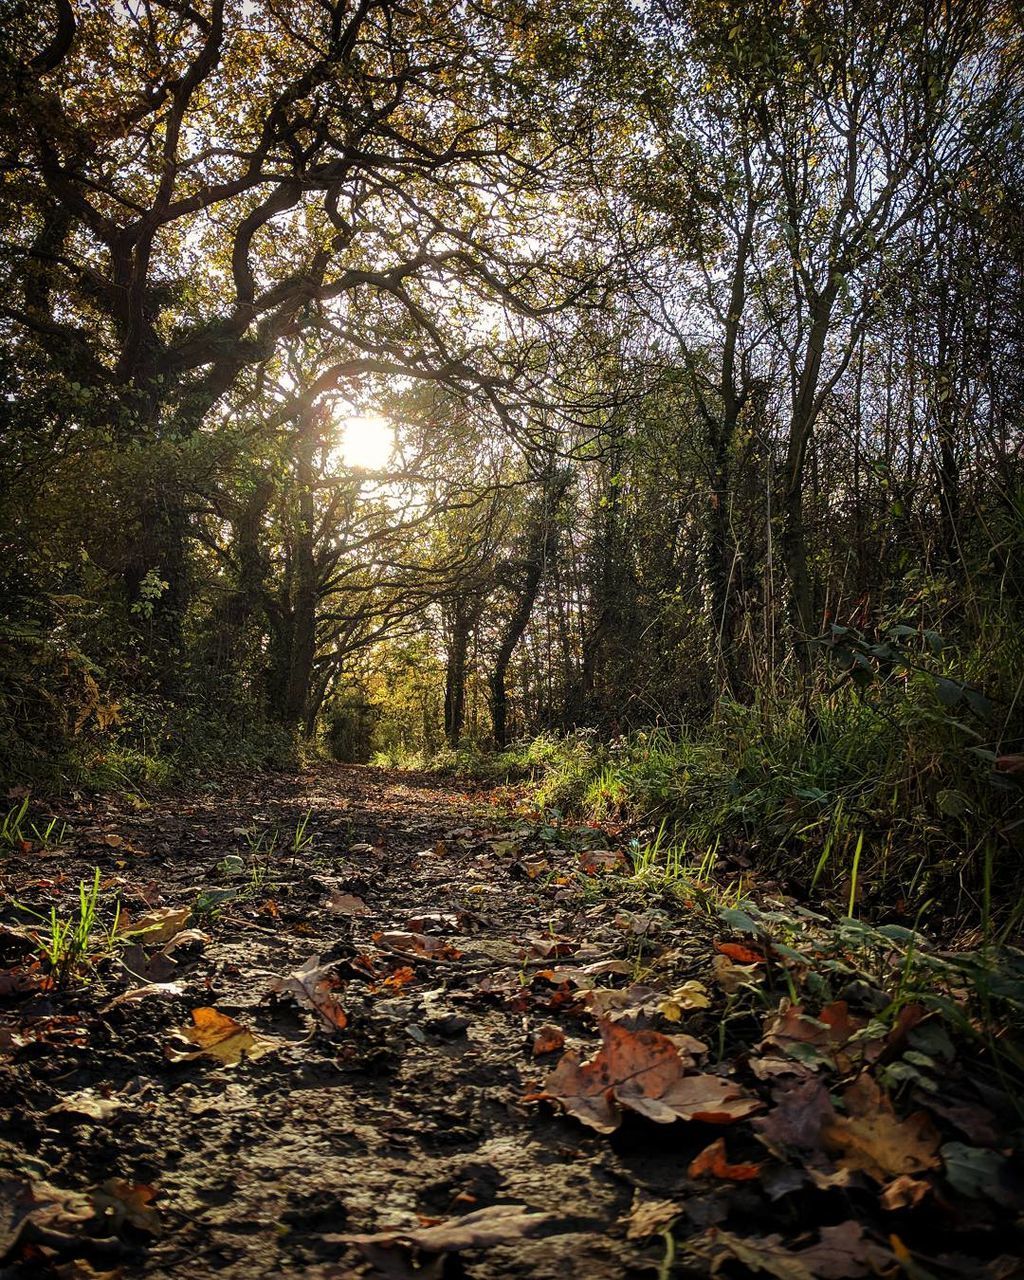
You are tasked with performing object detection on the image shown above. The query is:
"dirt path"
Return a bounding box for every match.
[2,766,1022,1278]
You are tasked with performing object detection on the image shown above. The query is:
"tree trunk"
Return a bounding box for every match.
[490,471,568,747]
[283,407,320,732]
[444,598,477,749]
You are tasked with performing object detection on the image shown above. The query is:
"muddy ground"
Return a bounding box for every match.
[1,766,1021,1278]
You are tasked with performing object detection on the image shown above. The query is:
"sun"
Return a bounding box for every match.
[335,413,394,471]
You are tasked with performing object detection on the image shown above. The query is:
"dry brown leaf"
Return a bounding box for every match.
[47,1092,125,1123]
[101,981,184,1011]
[578,849,627,874]
[880,1174,931,1211]
[659,981,711,1019]
[753,1076,836,1157]
[688,1137,762,1182]
[91,1179,159,1234]
[404,911,460,933]
[532,1024,565,1056]
[117,907,191,945]
[523,935,576,959]
[373,931,463,960]
[326,891,368,916]
[625,1193,682,1240]
[584,982,710,1027]
[326,1203,558,1252]
[789,1221,896,1278]
[759,1000,865,1071]
[712,953,761,993]
[822,1074,941,1183]
[0,1177,95,1253]
[687,1222,894,1279]
[161,928,208,956]
[268,957,347,1032]
[530,1019,760,1133]
[165,1007,278,1065]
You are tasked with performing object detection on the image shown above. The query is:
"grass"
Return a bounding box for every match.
[427,667,1022,935]
[215,809,318,901]
[0,796,30,848]
[14,867,120,987]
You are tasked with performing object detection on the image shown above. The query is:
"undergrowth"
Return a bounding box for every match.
[405,648,1023,935]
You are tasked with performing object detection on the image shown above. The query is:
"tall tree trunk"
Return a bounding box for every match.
[490,471,568,747]
[283,406,320,732]
[780,298,835,671]
[444,596,480,749]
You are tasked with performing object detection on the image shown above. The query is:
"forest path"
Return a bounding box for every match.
[4,766,1021,1279]
[2,765,698,1279]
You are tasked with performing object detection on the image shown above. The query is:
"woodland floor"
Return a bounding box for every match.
[1,766,1022,1279]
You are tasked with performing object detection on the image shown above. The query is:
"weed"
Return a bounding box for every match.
[0,796,30,847]
[14,867,118,987]
[289,808,315,860]
[30,815,71,849]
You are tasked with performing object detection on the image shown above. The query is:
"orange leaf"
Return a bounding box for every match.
[532,1024,566,1056]
[382,965,416,991]
[715,941,764,964]
[688,1137,762,1182]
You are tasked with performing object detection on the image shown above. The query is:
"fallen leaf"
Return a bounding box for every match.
[821,1074,941,1182]
[688,1137,762,1181]
[625,1193,682,1240]
[48,1092,125,1123]
[165,1007,279,1065]
[760,1001,864,1069]
[754,1076,836,1156]
[523,935,576,959]
[579,849,626,874]
[712,953,761,993]
[373,931,463,960]
[327,1203,558,1252]
[530,1020,760,1133]
[796,1222,896,1278]
[532,1024,565,1055]
[0,963,49,996]
[715,941,764,964]
[941,1141,1020,1208]
[161,928,208,956]
[101,981,185,1011]
[268,957,348,1032]
[404,911,460,933]
[91,1179,159,1234]
[880,1174,930,1211]
[120,942,178,984]
[659,981,711,1019]
[118,907,191,945]
[0,1177,95,1253]
[522,857,552,879]
[381,965,416,991]
[326,891,368,915]
[686,1222,894,1279]
[585,983,710,1030]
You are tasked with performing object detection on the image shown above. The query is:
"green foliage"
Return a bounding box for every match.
[468,665,1022,931]
[14,868,119,988]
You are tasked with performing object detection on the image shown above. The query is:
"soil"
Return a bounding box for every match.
[1,765,1021,1279]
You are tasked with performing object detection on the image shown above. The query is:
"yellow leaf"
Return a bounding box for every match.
[166,1007,278,1066]
[659,981,711,1020]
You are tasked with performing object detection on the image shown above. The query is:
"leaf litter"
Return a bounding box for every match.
[0,764,1022,1279]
